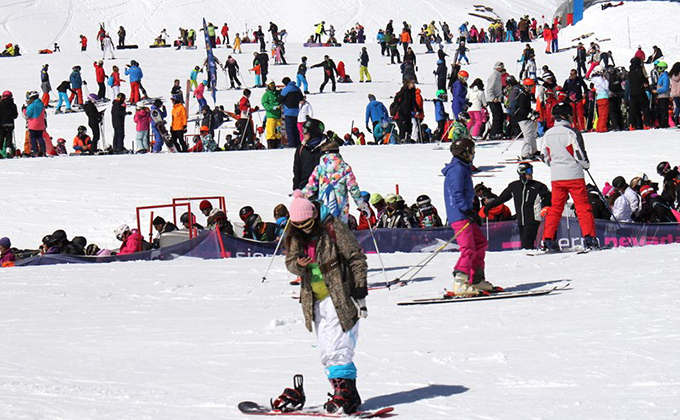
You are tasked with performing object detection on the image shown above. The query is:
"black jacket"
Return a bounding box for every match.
[587,184,611,220]
[639,194,675,223]
[510,86,532,122]
[628,58,648,97]
[563,76,588,101]
[485,179,551,226]
[359,50,369,67]
[292,137,323,190]
[56,81,71,93]
[393,85,416,120]
[0,97,18,127]
[83,101,102,125]
[297,62,307,76]
[311,59,337,77]
[225,59,239,75]
[256,53,269,72]
[111,99,127,128]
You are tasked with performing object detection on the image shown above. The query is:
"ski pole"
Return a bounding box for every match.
[364,214,390,289]
[501,130,524,154]
[393,221,470,283]
[262,218,289,283]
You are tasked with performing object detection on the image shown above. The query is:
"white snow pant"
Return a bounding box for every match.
[112,85,120,98]
[518,119,538,158]
[314,297,359,379]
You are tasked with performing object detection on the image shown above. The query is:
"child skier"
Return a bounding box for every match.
[133,103,151,152]
[72,126,92,154]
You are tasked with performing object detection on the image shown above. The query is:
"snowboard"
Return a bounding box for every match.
[303,43,342,48]
[116,45,139,49]
[149,108,177,152]
[397,284,568,306]
[238,401,394,418]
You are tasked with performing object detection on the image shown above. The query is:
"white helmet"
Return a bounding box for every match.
[114,224,130,241]
[136,102,144,110]
[593,65,604,74]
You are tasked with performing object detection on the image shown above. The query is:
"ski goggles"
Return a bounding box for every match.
[291,218,315,230]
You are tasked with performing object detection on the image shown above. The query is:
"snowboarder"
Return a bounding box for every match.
[279,190,367,414]
[540,102,598,251]
[117,26,126,47]
[443,138,498,296]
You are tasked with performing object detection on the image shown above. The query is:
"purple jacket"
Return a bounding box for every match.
[1,249,15,265]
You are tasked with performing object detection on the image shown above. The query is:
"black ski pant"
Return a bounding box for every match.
[88,121,100,150]
[259,38,266,52]
[0,126,14,154]
[629,94,649,129]
[228,71,241,88]
[97,82,106,100]
[380,42,387,55]
[320,72,336,92]
[118,36,125,47]
[608,97,623,131]
[285,115,300,148]
[113,127,125,151]
[576,61,586,78]
[396,116,412,141]
[402,42,409,55]
[657,97,670,128]
[489,101,504,137]
[390,48,401,64]
[235,118,254,148]
[519,222,540,249]
[170,130,186,152]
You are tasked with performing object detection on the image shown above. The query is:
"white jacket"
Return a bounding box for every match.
[623,187,641,216]
[298,102,313,123]
[540,120,590,181]
[592,74,609,99]
[611,193,633,222]
[467,86,487,111]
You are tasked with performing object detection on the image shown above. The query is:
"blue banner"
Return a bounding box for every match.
[202,18,217,102]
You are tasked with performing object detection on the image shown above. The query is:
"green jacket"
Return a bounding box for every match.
[261,88,282,119]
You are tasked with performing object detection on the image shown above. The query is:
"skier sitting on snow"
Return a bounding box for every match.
[244,214,278,242]
[72,125,92,154]
[376,193,415,228]
[413,194,443,228]
[114,224,144,255]
[373,117,395,144]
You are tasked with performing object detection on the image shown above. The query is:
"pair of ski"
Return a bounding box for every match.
[238,402,394,418]
[397,282,570,306]
[527,244,613,256]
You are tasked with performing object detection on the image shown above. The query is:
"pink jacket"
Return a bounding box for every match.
[194,83,205,100]
[134,109,151,131]
[118,229,143,255]
[670,74,680,98]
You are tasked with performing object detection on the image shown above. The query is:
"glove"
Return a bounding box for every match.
[482,204,491,216]
[540,207,550,218]
[358,201,371,217]
[465,209,481,226]
[365,124,372,133]
[352,297,368,318]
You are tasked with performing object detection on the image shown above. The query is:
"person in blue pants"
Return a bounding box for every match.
[150,99,167,152]
[297,57,309,94]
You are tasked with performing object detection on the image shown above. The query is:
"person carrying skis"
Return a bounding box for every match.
[224,56,242,89]
[311,55,338,93]
[443,137,498,296]
[301,136,367,223]
[0,91,18,158]
[277,190,367,415]
[539,102,598,251]
[40,64,51,107]
[483,163,551,249]
[83,94,103,150]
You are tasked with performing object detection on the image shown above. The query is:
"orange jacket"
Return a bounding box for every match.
[479,204,512,221]
[400,31,411,43]
[414,89,424,119]
[171,103,187,131]
[72,134,91,152]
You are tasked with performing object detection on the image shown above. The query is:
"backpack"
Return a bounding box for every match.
[389,94,400,118]
[107,75,114,87]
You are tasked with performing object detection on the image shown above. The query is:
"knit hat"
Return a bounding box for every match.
[0,237,10,249]
[289,190,316,222]
[199,200,212,211]
[602,182,613,197]
[639,184,654,198]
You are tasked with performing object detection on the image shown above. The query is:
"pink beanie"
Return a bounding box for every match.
[602,182,613,197]
[289,190,317,222]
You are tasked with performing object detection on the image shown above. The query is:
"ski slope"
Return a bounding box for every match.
[1,1,680,419]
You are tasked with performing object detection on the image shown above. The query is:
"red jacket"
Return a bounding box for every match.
[118,229,143,255]
[221,25,229,37]
[239,96,256,119]
[112,71,122,86]
[81,36,88,47]
[94,62,106,83]
[357,208,377,230]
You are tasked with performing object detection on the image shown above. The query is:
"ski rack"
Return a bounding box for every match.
[135,202,194,240]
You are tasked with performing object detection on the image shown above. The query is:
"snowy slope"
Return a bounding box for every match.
[0,0,559,51]
[2,1,680,419]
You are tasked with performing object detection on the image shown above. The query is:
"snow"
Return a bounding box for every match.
[2,0,680,419]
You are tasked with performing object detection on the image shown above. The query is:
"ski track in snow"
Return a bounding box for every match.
[1,1,680,419]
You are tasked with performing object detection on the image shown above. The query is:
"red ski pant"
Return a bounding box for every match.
[543,178,596,240]
[130,81,141,104]
[571,99,585,131]
[452,220,487,281]
[69,88,83,105]
[41,92,50,107]
[596,98,609,132]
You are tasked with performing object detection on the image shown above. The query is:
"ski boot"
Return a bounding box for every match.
[472,269,502,293]
[541,238,560,253]
[324,378,361,414]
[584,235,600,250]
[271,374,305,412]
[445,270,479,297]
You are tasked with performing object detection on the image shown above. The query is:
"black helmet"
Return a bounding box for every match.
[239,206,254,221]
[51,229,67,244]
[77,125,87,134]
[302,118,325,137]
[416,194,431,207]
[657,161,671,176]
[450,137,476,163]
[130,60,139,66]
[180,212,193,224]
[72,236,87,248]
[552,102,572,120]
[517,162,533,176]
[505,75,518,85]
[245,214,262,228]
[612,176,627,190]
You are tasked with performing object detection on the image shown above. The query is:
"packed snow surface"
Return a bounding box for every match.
[2,1,680,419]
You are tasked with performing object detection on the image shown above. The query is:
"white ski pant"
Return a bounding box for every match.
[518,119,538,158]
[313,297,359,379]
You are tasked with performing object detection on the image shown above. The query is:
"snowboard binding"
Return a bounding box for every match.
[271,374,305,412]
